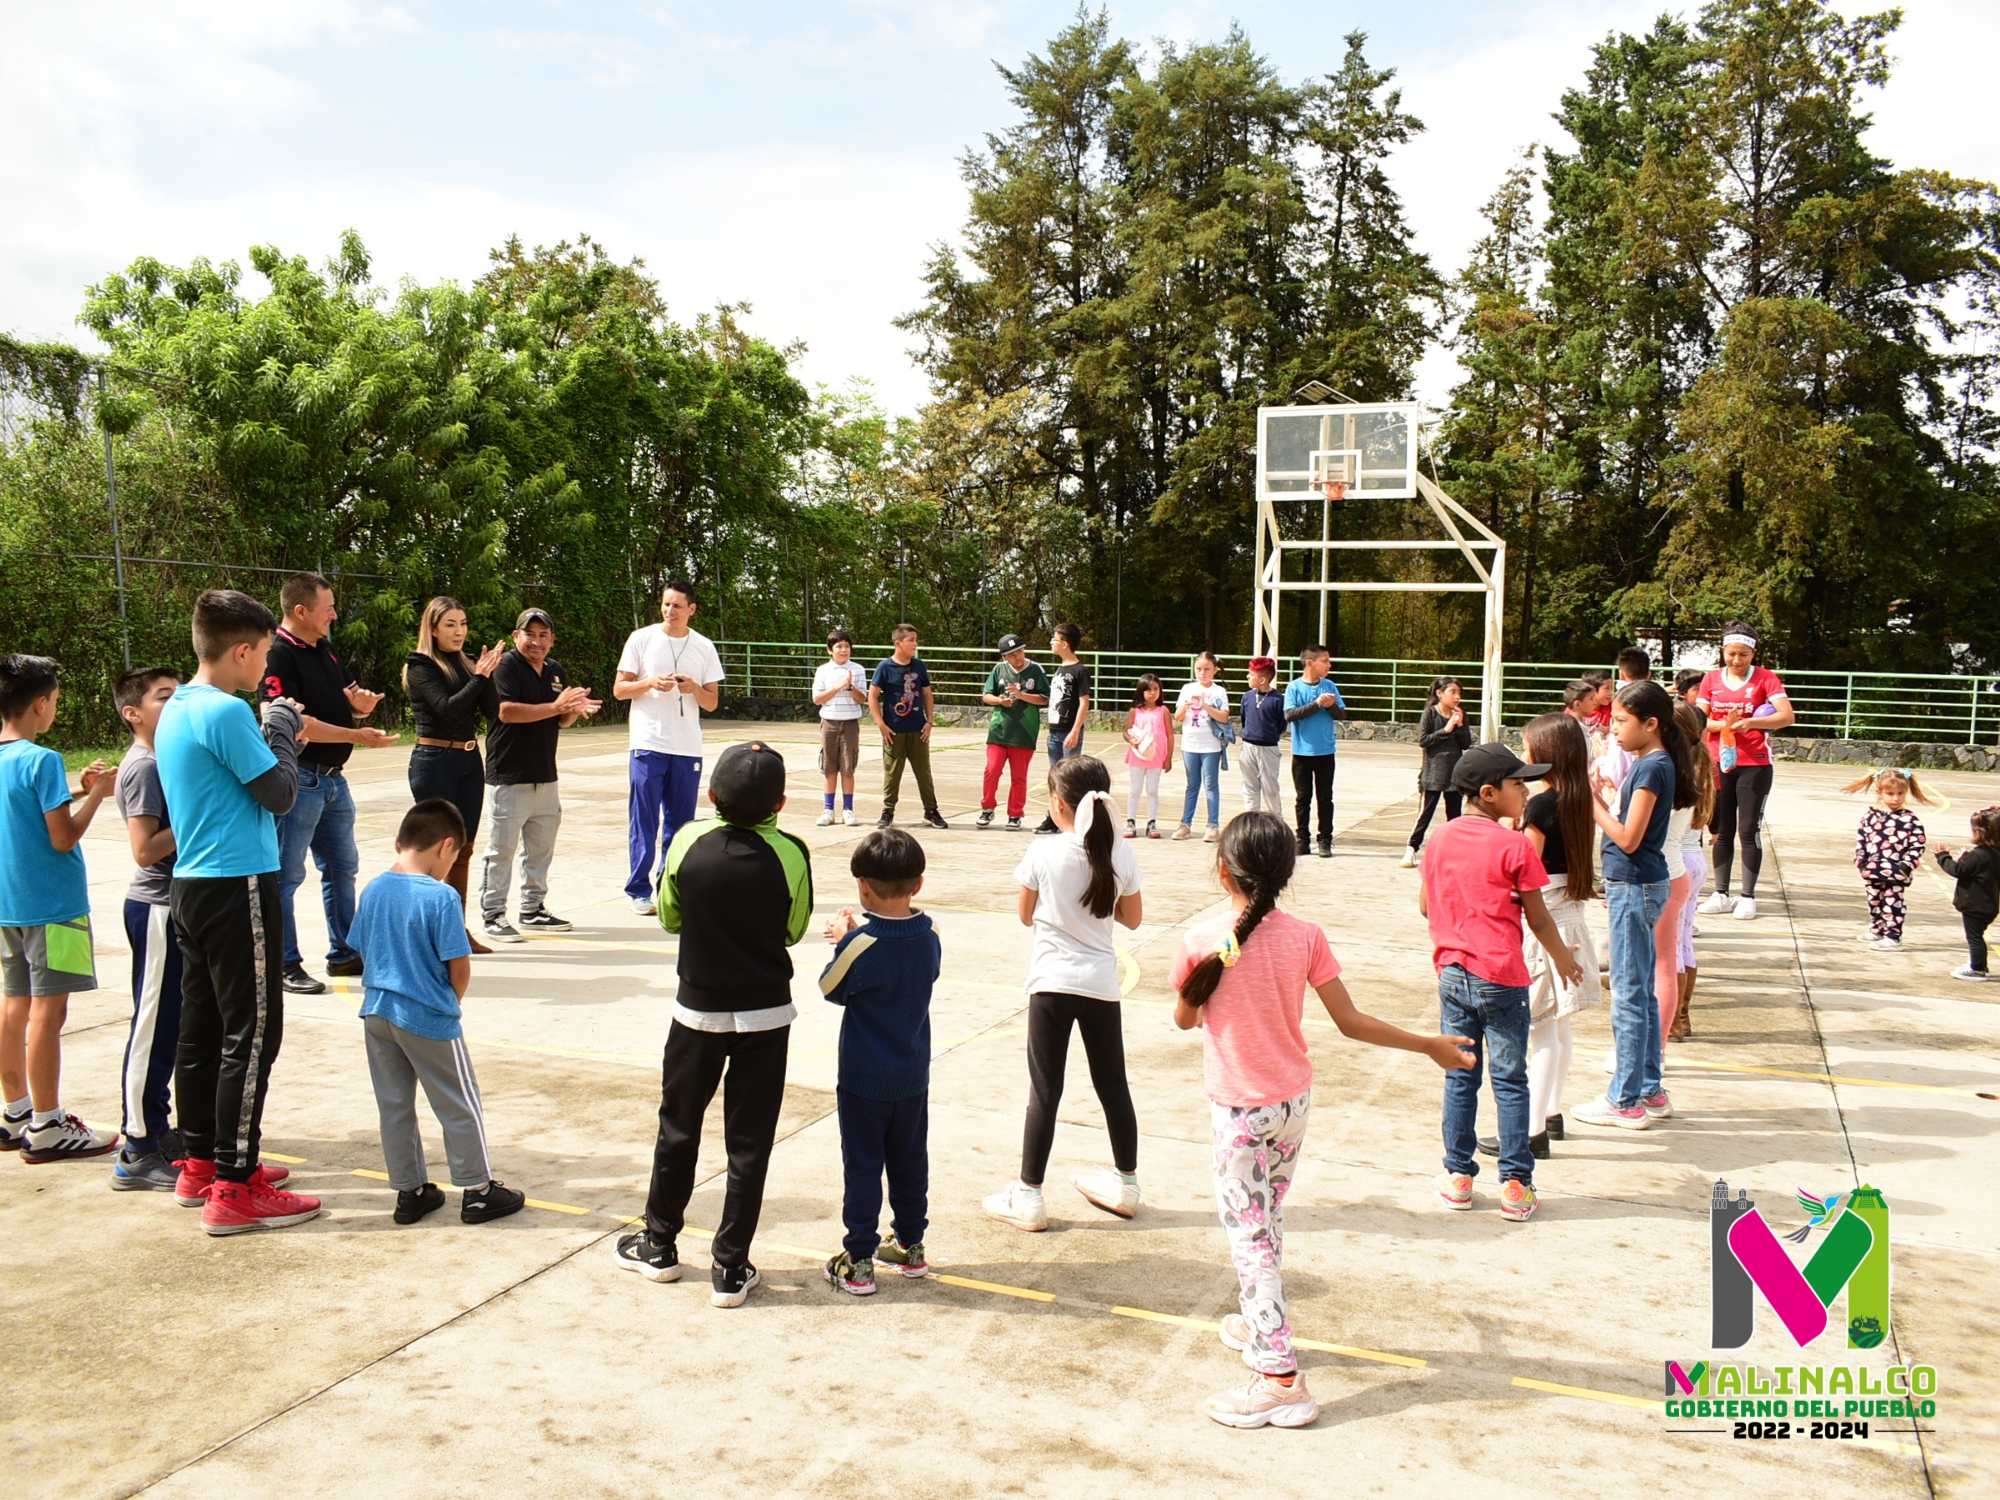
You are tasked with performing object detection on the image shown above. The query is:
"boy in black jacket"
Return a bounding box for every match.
[615,741,812,1307]
[818,829,940,1295]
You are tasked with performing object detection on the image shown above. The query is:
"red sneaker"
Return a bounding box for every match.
[201,1178,323,1236]
[174,1157,292,1207]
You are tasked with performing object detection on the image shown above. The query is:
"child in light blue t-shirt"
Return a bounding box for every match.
[349,798,523,1226]
[0,655,119,1163]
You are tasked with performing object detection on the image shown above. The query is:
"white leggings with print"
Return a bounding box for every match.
[1212,1089,1310,1375]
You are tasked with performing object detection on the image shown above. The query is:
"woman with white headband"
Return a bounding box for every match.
[1695,621,1795,920]
[984,754,1146,1231]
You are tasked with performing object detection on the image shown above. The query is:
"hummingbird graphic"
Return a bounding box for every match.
[1785,1188,1854,1244]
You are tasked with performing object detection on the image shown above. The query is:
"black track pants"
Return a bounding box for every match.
[170,873,284,1183]
[1021,991,1139,1183]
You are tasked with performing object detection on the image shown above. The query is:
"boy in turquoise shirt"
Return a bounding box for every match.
[1283,644,1346,858]
[0,655,118,1163]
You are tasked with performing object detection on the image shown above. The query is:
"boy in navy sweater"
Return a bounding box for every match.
[818,828,940,1295]
[1238,655,1285,819]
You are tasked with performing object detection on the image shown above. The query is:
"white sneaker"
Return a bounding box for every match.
[1733,897,1758,920]
[1398,845,1418,868]
[1698,892,1736,915]
[1573,1094,1651,1130]
[1073,1169,1141,1220]
[1206,1372,1318,1428]
[630,896,656,916]
[1951,964,1991,983]
[1856,928,1880,943]
[982,1181,1048,1231]
[842,809,859,826]
[21,1112,120,1163]
[1866,936,1902,952]
[815,809,835,826]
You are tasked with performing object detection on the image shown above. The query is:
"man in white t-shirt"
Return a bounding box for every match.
[614,581,724,913]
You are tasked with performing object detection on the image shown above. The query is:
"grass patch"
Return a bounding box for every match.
[60,745,129,773]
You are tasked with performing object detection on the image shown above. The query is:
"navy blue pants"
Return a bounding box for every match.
[837,1087,929,1260]
[628,750,703,900]
[121,899,184,1156]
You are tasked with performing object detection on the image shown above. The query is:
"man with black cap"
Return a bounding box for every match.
[976,634,1047,831]
[615,740,812,1309]
[1417,743,1585,1224]
[479,608,602,943]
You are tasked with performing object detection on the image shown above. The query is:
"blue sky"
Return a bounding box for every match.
[5,1,1994,413]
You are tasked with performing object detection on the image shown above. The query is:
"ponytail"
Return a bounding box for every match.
[1177,812,1297,1008]
[1617,679,1696,810]
[1050,756,1119,919]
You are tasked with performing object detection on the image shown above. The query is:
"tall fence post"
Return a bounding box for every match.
[1389,661,1399,722]
[1842,674,1854,740]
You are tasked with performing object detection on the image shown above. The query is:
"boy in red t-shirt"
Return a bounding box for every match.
[1419,744,1586,1221]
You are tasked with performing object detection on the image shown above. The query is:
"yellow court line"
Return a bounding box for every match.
[263,1151,308,1164]
[937,1274,1057,1303]
[1511,1377,1661,1411]
[347,1168,591,1217]
[1687,1060,1997,1098]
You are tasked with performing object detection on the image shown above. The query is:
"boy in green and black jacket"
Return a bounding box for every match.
[615,740,812,1308]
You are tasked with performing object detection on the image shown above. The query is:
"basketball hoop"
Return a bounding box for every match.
[1311,477,1348,504]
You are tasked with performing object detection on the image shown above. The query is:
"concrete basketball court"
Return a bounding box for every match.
[5,721,1996,1499]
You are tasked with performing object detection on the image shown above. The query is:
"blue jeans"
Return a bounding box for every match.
[1437,964,1533,1185]
[1607,880,1671,1107]
[628,750,703,900]
[1181,750,1222,827]
[276,765,358,966]
[1047,729,1082,766]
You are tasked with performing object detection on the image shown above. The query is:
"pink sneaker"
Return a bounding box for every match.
[1206,1372,1318,1428]
[175,1157,293,1206]
[201,1179,323,1236]
[1641,1091,1674,1119]
[1574,1095,1651,1131]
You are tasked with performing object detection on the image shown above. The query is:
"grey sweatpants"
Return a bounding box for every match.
[481,780,561,921]
[362,1015,491,1190]
[1239,743,1284,817]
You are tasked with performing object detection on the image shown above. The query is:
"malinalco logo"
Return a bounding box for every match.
[1709,1180,1889,1349]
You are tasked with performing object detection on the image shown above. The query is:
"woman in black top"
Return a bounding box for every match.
[404,596,504,949]
[1401,676,1473,866]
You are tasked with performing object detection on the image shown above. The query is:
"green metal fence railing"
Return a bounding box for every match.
[712,642,2000,747]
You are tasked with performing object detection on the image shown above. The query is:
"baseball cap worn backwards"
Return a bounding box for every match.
[711,741,787,824]
[1451,742,1552,796]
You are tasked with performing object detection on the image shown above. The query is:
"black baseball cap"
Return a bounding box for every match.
[996,633,1027,656]
[1452,742,1553,796]
[710,740,787,823]
[514,607,555,631]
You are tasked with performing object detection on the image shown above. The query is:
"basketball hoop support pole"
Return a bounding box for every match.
[1251,472,1507,741]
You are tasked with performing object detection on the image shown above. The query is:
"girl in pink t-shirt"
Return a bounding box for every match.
[1121,673,1174,838]
[1170,811,1472,1431]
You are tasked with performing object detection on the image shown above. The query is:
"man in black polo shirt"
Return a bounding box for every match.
[257,572,400,994]
[480,608,602,943]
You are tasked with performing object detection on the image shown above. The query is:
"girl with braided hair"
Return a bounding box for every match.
[1172,811,1473,1430]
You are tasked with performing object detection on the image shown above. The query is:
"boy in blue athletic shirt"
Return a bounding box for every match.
[156,590,320,1235]
[350,798,524,1227]
[0,655,118,1163]
[1283,644,1347,858]
[817,828,940,1296]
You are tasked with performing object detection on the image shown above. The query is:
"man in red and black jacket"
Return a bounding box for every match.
[255,572,397,995]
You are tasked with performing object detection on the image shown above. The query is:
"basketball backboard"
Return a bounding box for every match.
[1257,401,1421,501]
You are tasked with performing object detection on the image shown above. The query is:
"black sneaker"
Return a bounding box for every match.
[109,1150,178,1191]
[517,910,572,932]
[1295,834,1312,855]
[160,1126,188,1164]
[711,1262,761,1308]
[1476,1133,1550,1160]
[876,811,895,828]
[394,1182,447,1224]
[1035,817,1058,835]
[1315,838,1334,859]
[281,962,327,995]
[922,810,949,830]
[1006,816,1022,831]
[1546,1114,1564,1141]
[461,1179,526,1224]
[325,956,364,978]
[976,808,995,828]
[614,1229,682,1282]
[482,917,523,944]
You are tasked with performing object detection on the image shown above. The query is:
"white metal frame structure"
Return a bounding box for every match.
[1252,402,1507,739]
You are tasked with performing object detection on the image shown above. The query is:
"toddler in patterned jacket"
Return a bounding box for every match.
[1847,769,1944,951]
[1170,811,1472,1431]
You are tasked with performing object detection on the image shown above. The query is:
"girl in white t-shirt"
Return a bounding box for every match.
[1171,811,1473,1429]
[984,755,1145,1232]
[1174,652,1232,842]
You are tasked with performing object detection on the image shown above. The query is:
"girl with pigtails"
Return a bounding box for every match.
[1846,768,1946,950]
[1170,811,1473,1431]
[984,755,1146,1233]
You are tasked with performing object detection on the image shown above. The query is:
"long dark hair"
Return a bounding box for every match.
[1132,672,1163,708]
[1050,755,1118,918]
[1425,675,1460,711]
[1616,679,1697,811]
[1176,812,1296,1007]
[1523,713,1595,903]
